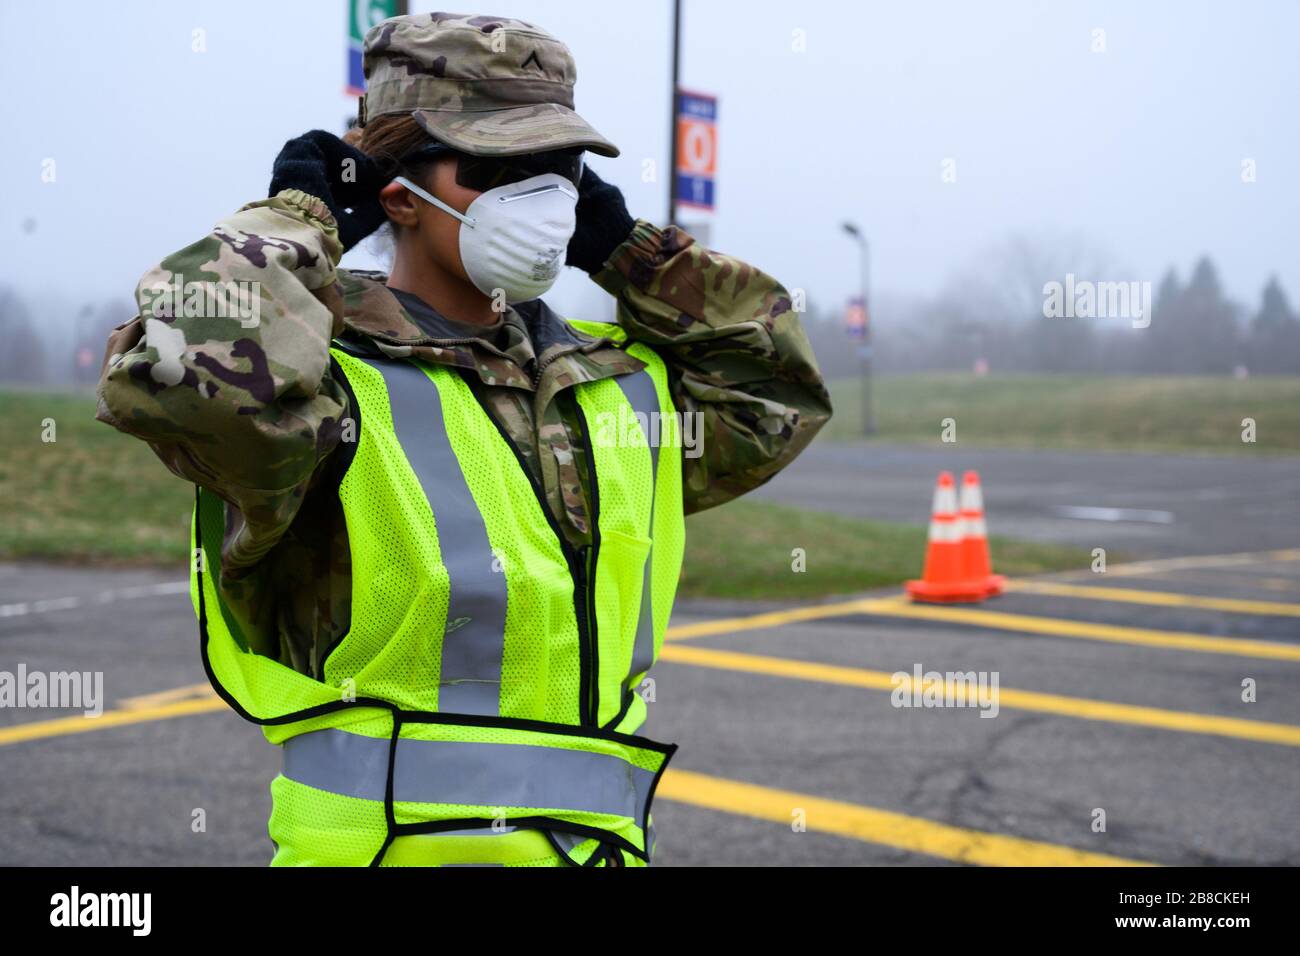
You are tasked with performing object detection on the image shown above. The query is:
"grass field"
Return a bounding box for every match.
[825,373,1300,454]
[0,387,1087,598]
[0,389,195,563]
[678,498,1086,600]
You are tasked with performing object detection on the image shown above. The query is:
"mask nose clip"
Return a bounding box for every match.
[498,182,579,203]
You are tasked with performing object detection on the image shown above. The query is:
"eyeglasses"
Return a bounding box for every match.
[397,142,585,192]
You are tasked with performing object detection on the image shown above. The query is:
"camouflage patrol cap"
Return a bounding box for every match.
[359,12,619,158]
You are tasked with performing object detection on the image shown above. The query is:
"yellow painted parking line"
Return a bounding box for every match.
[1084,548,1300,578]
[657,768,1152,866]
[658,644,1300,747]
[119,682,217,709]
[1005,580,1300,617]
[1114,570,1300,593]
[864,602,1300,662]
[0,696,227,746]
[668,593,1300,662]
[667,595,909,641]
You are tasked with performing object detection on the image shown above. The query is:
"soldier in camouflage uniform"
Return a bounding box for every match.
[95,11,831,864]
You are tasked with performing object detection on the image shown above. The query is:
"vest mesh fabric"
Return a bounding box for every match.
[322,352,586,721]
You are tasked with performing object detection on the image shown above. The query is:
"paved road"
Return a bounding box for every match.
[752,443,1300,558]
[2,548,1296,866]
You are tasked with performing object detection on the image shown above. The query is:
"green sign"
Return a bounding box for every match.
[348,0,405,93]
[350,0,402,44]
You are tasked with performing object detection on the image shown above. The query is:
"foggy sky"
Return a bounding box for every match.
[4,0,1297,328]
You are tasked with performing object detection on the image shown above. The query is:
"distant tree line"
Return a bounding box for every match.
[2,252,1297,390]
[805,254,1300,378]
[0,289,138,387]
[0,287,46,384]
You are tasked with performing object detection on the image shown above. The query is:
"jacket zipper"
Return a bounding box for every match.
[572,544,594,723]
[570,397,602,726]
[531,349,559,390]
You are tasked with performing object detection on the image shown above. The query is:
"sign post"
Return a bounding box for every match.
[666,1,715,244]
[842,222,876,436]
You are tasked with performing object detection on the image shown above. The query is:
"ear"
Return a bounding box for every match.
[379,180,420,228]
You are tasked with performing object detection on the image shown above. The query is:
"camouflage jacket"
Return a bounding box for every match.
[95,188,832,678]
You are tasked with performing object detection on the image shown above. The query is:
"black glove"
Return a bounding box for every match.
[269,130,391,251]
[565,164,636,275]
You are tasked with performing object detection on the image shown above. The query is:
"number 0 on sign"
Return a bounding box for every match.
[676,90,717,211]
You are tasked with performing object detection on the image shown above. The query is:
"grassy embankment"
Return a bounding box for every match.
[0,386,1092,599]
[824,373,1300,454]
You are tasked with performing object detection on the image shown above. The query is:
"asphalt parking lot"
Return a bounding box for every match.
[2,543,1296,865]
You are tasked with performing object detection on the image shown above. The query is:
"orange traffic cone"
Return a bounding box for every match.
[906,472,989,603]
[958,470,1005,597]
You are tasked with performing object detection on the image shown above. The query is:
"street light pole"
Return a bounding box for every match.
[668,0,682,227]
[842,222,876,436]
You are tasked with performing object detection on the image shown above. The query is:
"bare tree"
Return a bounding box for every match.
[0,285,46,384]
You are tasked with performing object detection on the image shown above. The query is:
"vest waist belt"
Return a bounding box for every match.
[282,727,659,829]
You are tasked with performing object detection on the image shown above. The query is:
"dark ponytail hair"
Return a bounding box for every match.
[343,113,437,173]
[343,113,447,236]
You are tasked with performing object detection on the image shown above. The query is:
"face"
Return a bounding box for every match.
[378,156,482,285]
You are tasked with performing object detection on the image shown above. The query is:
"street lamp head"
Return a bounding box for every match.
[841,221,860,237]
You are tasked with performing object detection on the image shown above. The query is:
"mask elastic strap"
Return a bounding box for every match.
[392,175,477,228]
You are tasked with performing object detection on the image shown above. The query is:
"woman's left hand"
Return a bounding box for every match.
[269,129,391,251]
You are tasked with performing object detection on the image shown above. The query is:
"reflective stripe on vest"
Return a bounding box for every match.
[282,727,657,828]
[362,356,508,716]
[613,370,663,693]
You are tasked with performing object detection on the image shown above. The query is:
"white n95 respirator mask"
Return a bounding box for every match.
[393,173,578,304]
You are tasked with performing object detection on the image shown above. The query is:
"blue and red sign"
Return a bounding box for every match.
[845,296,868,339]
[676,89,717,211]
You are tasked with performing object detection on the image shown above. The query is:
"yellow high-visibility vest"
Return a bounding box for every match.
[190,320,684,866]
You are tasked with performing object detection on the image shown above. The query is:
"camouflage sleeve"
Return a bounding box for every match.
[94,189,350,570]
[590,219,833,513]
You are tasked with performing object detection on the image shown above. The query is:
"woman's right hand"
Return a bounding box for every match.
[269,129,391,251]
